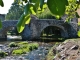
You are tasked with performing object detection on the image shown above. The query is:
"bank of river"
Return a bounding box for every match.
[47,38,80,60]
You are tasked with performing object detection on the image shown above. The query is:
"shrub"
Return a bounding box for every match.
[9,42,18,47]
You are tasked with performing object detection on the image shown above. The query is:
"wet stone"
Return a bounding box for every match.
[0,42,53,60]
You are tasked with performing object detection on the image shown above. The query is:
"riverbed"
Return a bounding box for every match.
[0,40,57,60]
[0,35,63,60]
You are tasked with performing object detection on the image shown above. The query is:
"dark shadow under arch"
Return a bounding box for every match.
[1,26,21,40]
[40,25,67,42]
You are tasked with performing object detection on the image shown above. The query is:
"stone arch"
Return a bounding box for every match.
[39,25,68,38]
[0,26,17,37]
[2,26,16,35]
[0,21,18,40]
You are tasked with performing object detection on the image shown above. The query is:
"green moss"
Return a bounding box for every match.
[9,42,18,47]
[12,42,39,55]
[12,49,26,55]
[0,51,8,58]
[18,41,28,45]
[32,43,39,49]
[28,43,39,51]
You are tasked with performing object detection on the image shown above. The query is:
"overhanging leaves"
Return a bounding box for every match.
[40,0,44,10]
[77,30,80,37]
[25,14,31,24]
[17,14,25,33]
[24,3,29,15]
[30,0,40,12]
[17,13,31,33]
[47,0,68,16]
[30,6,36,15]
[0,0,4,7]
[22,0,27,3]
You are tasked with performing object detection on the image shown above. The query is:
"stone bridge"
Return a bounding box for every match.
[0,18,78,40]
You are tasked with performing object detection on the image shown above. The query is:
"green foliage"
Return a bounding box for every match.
[37,8,54,19]
[5,1,24,20]
[17,13,25,33]
[40,0,44,10]
[24,3,29,15]
[47,0,68,16]
[14,0,41,33]
[17,14,30,33]
[78,22,80,26]
[76,12,80,18]
[77,30,80,37]
[1,0,80,33]
[0,51,8,58]
[37,7,63,19]
[0,0,4,7]
[9,42,18,47]
[65,0,78,22]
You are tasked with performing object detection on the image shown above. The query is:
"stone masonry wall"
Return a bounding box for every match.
[0,19,78,40]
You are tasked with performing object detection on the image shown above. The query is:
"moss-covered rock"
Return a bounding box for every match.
[12,42,39,55]
[0,51,8,58]
[9,42,18,47]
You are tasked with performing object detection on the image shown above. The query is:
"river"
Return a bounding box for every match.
[0,36,62,60]
[0,41,56,60]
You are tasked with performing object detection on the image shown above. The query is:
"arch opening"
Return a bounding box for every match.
[4,27,22,40]
[40,26,65,41]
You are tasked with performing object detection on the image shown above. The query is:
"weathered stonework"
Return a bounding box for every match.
[0,18,78,40]
[0,20,18,39]
[29,19,68,39]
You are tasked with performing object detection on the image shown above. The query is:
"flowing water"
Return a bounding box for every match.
[0,36,62,60]
[0,40,57,60]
